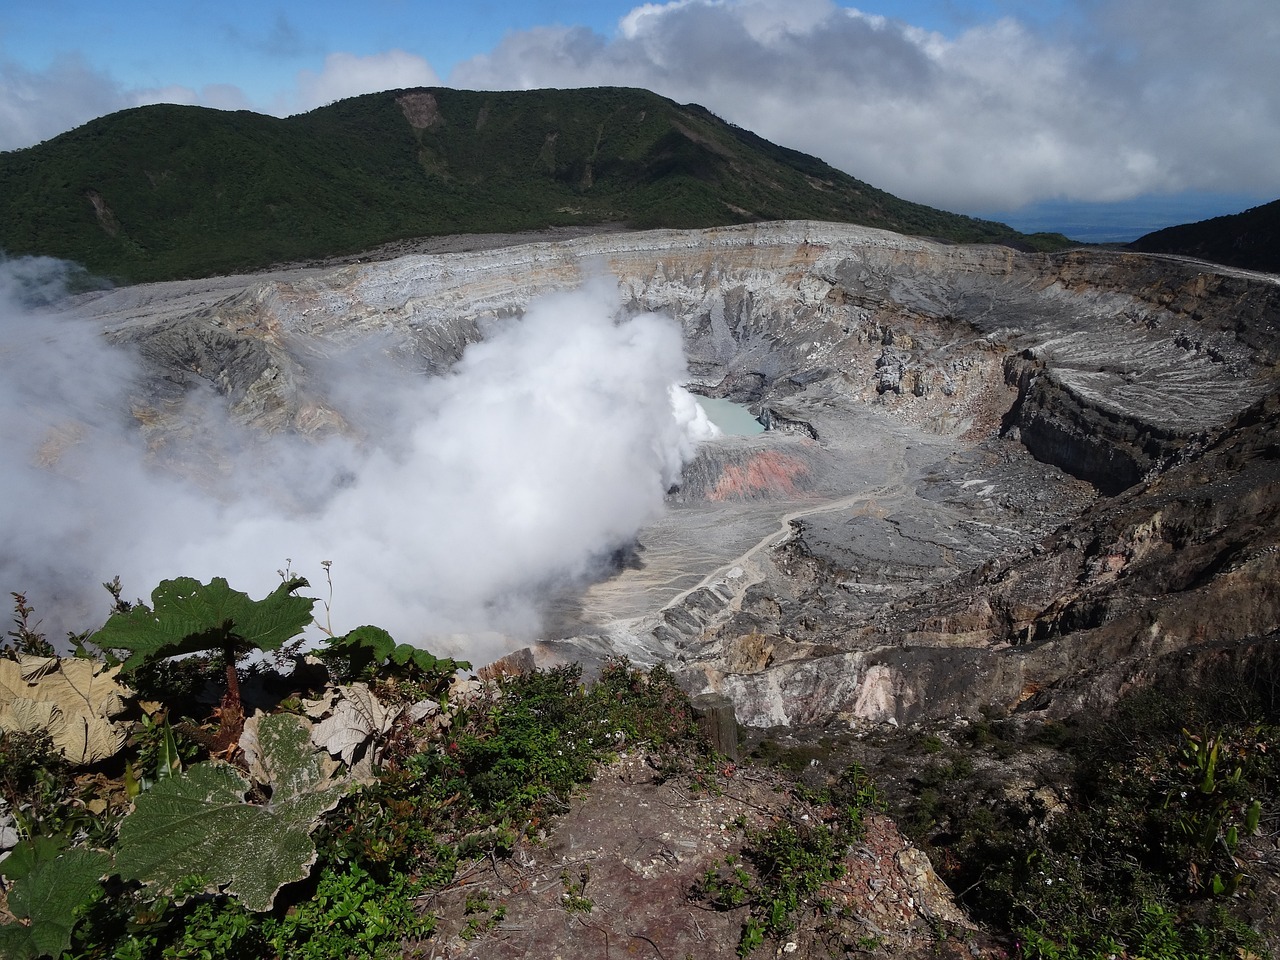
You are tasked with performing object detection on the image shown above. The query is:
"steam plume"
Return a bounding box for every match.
[0,261,706,661]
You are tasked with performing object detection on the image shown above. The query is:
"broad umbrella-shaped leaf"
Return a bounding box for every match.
[0,845,110,960]
[319,625,471,681]
[343,625,396,663]
[317,624,394,678]
[115,713,345,911]
[0,656,132,763]
[1,835,67,884]
[257,712,345,812]
[306,683,396,766]
[90,577,314,672]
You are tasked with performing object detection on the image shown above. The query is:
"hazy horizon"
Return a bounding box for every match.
[978,191,1273,244]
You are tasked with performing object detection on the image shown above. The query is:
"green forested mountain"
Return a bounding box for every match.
[0,86,1063,283]
[1129,198,1280,274]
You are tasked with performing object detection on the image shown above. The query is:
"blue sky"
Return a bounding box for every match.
[2,0,1277,241]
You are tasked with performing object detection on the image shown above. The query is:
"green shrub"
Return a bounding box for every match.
[904,669,1279,960]
[696,763,884,956]
[264,863,432,960]
[315,625,469,695]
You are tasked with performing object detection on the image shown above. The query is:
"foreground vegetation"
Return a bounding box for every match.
[869,656,1280,959]
[0,86,1070,283]
[2,576,1275,958]
[0,577,706,959]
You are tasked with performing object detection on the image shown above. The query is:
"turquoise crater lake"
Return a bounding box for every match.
[696,396,766,436]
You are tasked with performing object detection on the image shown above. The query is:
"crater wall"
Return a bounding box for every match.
[74,221,1280,727]
[92,221,1280,496]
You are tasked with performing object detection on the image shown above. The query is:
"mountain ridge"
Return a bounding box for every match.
[0,86,1067,283]
[1130,196,1280,273]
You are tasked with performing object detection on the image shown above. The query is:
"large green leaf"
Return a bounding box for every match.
[318,624,471,684]
[0,845,111,959]
[0,835,66,883]
[89,577,314,672]
[115,713,345,911]
[255,711,345,817]
[316,625,395,680]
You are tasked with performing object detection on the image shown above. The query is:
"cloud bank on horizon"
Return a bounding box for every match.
[1,0,1278,218]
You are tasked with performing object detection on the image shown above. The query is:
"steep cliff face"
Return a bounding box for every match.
[74,220,1280,727]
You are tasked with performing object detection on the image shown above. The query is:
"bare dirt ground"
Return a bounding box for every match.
[421,752,1004,960]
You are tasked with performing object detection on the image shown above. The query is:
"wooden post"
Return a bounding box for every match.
[691,692,739,760]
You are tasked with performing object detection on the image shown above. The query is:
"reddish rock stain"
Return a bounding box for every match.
[708,450,811,501]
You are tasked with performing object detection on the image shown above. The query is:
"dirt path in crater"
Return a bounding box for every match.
[660,479,910,618]
[566,397,974,641]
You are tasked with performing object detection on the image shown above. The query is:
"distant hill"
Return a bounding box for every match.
[0,87,1067,283]
[1129,197,1280,274]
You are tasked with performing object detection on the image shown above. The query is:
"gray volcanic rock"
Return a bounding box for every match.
[695,387,1280,729]
[67,220,1280,730]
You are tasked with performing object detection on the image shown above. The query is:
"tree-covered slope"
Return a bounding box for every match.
[0,86,1062,283]
[1130,197,1280,274]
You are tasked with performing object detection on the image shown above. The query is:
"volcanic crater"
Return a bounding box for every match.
[75,219,1280,728]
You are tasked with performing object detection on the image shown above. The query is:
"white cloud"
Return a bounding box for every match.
[619,2,693,40]
[0,48,440,151]
[451,0,1280,211]
[0,55,129,150]
[285,50,441,114]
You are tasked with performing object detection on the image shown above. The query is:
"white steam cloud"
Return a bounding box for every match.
[0,261,706,662]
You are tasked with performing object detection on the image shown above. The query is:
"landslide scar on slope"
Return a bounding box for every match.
[397,91,442,130]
